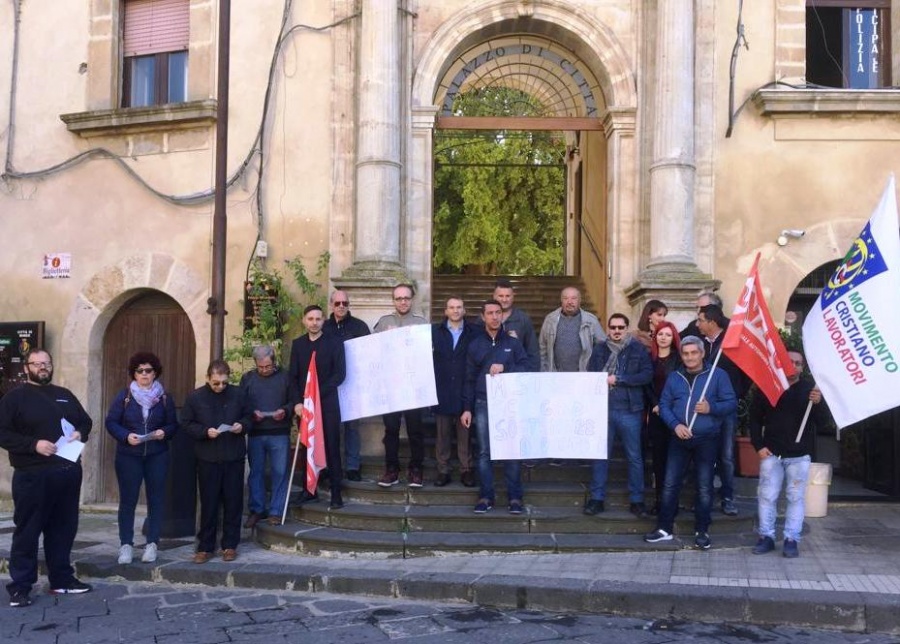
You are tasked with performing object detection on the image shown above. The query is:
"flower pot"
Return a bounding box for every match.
[735,436,760,477]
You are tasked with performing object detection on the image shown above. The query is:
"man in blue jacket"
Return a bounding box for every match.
[584,313,652,517]
[461,300,532,514]
[644,335,736,550]
[432,297,477,487]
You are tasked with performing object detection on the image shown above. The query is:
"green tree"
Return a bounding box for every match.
[433,87,566,275]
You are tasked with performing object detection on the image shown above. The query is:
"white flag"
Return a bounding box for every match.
[802,176,900,428]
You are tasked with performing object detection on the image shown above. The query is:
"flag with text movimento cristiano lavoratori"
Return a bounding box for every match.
[802,176,900,429]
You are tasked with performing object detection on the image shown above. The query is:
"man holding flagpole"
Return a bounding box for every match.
[749,350,824,558]
[289,305,346,510]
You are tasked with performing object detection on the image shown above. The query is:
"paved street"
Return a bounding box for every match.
[2,579,899,644]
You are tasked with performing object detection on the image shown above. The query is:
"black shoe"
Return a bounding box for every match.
[721,499,738,516]
[292,490,319,505]
[583,499,605,515]
[629,502,648,518]
[783,538,800,558]
[694,531,712,550]
[50,579,92,595]
[644,528,673,543]
[752,536,775,555]
[346,470,362,482]
[434,473,451,487]
[460,471,476,487]
[329,491,344,510]
[9,591,31,608]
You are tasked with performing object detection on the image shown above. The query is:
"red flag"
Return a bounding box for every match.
[722,253,796,406]
[299,351,326,492]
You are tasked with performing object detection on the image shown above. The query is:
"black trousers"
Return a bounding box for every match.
[7,463,82,595]
[382,408,424,471]
[196,459,244,552]
[647,412,671,503]
[300,403,343,495]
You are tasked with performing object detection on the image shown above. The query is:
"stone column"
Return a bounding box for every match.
[628,0,715,317]
[344,0,405,279]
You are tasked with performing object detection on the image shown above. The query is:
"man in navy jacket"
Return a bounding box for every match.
[644,336,736,550]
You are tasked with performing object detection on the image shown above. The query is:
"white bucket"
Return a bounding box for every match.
[804,462,833,518]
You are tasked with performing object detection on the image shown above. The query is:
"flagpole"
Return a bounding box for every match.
[281,421,303,525]
[794,400,814,443]
[688,346,724,430]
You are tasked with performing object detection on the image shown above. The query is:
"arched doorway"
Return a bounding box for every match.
[98,290,197,503]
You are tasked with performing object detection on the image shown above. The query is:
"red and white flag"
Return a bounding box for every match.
[300,352,326,492]
[722,253,796,406]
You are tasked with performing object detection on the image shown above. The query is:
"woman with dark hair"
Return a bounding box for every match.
[645,321,682,514]
[105,352,178,565]
[635,299,668,349]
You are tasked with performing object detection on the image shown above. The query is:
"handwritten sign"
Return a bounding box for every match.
[486,372,608,460]
[338,325,437,421]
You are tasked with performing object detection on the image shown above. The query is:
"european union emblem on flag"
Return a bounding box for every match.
[821,221,888,306]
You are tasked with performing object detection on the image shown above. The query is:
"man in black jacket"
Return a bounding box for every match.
[323,290,370,481]
[432,297,477,487]
[0,349,93,607]
[289,305,347,508]
[749,351,824,559]
[182,360,252,563]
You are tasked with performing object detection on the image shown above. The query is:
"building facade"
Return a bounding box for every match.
[1,0,899,500]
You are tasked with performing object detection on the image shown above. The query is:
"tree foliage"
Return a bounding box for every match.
[433,87,566,275]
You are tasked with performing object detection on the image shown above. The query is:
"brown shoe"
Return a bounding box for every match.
[460,471,476,488]
[265,516,281,526]
[192,551,212,564]
[377,468,400,487]
[243,512,265,529]
[222,548,237,562]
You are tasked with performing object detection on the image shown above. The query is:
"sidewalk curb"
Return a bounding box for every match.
[62,555,900,635]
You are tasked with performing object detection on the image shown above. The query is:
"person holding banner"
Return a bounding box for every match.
[750,351,824,558]
[461,300,533,514]
[697,304,750,516]
[374,284,429,488]
[584,313,652,517]
[181,360,251,564]
[289,305,347,508]
[644,336,736,549]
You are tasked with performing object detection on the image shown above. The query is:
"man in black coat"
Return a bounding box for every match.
[0,349,93,607]
[182,360,252,563]
[289,305,347,509]
[431,297,477,487]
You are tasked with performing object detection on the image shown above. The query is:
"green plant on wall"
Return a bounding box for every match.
[225,251,330,380]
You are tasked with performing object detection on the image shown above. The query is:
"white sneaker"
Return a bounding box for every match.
[117,544,133,564]
[141,543,158,563]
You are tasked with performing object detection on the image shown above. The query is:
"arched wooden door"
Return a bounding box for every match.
[99,291,196,503]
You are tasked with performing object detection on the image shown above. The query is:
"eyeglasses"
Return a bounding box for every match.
[333,301,349,307]
[608,325,626,331]
[394,296,412,302]
[135,367,155,375]
[27,361,52,369]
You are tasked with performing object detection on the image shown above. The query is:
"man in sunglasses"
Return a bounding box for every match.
[323,290,370,482]
[584,314,652,518]
[0,349,94,607]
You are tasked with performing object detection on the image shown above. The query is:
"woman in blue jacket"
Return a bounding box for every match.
[105,352,178,565]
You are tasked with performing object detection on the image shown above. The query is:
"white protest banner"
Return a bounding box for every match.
[486,372,608,460]
[338,325,437,422]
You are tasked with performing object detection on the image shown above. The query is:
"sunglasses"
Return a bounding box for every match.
[608,325,626,331]
[135,367,155,375]
[333,301,349,307]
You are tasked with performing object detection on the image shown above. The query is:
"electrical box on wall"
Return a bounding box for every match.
[255,241,268,258]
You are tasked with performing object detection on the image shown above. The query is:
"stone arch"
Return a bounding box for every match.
[412,0,637,111]
[738,218,865,322]
[60,253,208,502]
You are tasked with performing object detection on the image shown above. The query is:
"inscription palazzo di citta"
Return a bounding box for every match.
[442,44,599,116]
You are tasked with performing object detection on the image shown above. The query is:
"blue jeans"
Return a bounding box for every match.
[589,410,644,503]
[758,454,810,542]
[716,413,736,501]
[473,400,522,503]
[115,450,169,546]
[657,431,719,534]
[342,420,361,471]
[247,435,290,517]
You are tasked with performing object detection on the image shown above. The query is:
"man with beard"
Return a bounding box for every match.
[0,349,93,607]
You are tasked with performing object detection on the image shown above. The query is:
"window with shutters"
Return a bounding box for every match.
[806,0,892,88]
[122,0,190,107]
